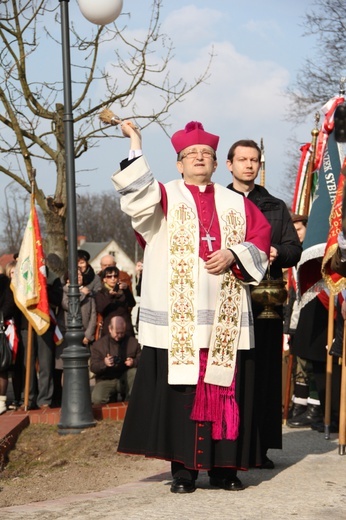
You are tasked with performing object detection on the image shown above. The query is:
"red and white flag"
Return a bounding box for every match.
[321,157,346,294]
[11,204,50,335]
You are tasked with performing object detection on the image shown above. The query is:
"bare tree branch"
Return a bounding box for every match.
[0,0,213,259]
[285,0,346,123]
[0,183,30,253]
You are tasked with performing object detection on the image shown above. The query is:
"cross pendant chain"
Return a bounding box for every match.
[199,206,216,252]
[202,233,216,252]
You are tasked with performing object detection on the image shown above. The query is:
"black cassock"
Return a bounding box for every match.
[118,345,261,472]
[228,182,302,461]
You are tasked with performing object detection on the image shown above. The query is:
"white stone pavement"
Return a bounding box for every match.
[1,426,346,520]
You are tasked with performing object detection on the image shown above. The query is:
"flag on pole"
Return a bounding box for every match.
[11,204,50,335]
[321,158,346,293]
[313,96,345,172]
[298,123,345,308]
[291,143,312,215]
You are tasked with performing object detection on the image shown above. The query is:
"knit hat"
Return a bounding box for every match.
[77,249,90,262]
[171,121,219,154]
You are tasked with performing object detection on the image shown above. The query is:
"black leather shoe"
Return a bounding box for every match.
[288,403,307,419]
[287,411,313,428]
[287,404,322,428]
[258,455,275,469]
[170,478,196,494]
[209,476,245,491]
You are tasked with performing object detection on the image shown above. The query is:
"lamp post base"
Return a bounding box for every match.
[58,344,96,435]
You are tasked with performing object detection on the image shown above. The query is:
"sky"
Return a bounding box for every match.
[1,0,330,223]
[78,0,322,200]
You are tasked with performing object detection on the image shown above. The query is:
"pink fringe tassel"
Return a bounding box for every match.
[190,349,239,441]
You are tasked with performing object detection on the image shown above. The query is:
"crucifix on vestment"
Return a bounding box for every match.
[202,233,216,252]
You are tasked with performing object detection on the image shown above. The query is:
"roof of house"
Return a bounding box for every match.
[78,242,110,261]
[0,253,15,270]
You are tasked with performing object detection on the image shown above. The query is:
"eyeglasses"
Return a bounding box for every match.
[105,274,118,279]
[180,149,215,160]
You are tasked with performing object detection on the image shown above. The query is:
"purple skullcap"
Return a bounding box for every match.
[171,121,219,154]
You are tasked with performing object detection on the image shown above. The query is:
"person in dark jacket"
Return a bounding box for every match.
[95,266,136,337]
[90,315,141,404]
[285,215,322,429]
[226,139,302,468]
[0,273,16,414]
[20,266,63,409]
[5,261,25,410]
[77,249,102,295]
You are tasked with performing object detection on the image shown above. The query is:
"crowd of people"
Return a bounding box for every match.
[0,251,140,414]
[0,117,344,495]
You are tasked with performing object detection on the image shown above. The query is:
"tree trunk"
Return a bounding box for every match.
[42,207,67,266]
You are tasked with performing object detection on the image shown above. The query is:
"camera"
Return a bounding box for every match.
[114,282,120,291]
[113,355,123,368]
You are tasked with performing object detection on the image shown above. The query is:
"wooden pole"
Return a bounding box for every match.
[283,352,294,423]
[337,85,346,452]
[339,319,346,454]
[301,114,320,216]
[23,323,33,411]
[260,138,265,187]
[324,292,335,439]
[23,169,37,411]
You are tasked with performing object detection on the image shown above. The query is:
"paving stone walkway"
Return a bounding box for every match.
[1,425,345,520]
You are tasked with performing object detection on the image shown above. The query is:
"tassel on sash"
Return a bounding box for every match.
[190,349,239,440]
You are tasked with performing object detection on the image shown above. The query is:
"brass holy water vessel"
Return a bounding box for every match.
[251,271,287,319]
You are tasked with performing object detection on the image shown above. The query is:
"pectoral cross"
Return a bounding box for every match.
[202,233,216,252]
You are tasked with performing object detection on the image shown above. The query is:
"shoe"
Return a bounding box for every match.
[170,478,196,494]
[258,455,275,469]
[8,400,20,410]
[0,396,7,415]
[287,404,322,428]
[287,411,313,428]
[288,403,307,419]
[209,476,245,491]
[19,403,38,411]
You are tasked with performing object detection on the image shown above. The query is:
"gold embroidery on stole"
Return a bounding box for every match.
[168,192,246,385]
[209,210,245,372]
[169,203,197,367]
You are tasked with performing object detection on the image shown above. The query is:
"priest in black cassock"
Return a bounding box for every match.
[113,122,271,493]
[226,139,302,468]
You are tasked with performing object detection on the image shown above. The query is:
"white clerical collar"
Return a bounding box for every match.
[236,185,254,197]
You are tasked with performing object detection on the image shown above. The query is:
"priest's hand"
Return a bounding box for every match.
[205,249,235,275]
[120,120,142,149]
[269,246,278,264]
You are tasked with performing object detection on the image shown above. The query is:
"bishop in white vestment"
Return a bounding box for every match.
[114,120,271,493]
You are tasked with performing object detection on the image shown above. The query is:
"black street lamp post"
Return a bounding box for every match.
[57,0,124,434]
[58,0,95,434]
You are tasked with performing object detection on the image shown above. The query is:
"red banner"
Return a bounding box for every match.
[321,157,346,293]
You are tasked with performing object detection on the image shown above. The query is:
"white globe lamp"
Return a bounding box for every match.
[78,0,123,25]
